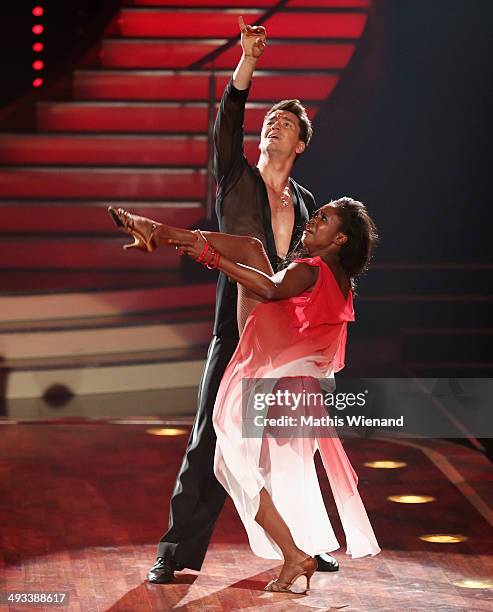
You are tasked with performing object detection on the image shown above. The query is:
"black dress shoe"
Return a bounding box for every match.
[314,553,339,572]
[147,556,176,584]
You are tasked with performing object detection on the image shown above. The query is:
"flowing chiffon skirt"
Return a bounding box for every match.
[213,257,381,559]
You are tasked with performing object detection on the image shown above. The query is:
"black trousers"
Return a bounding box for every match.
[157,333,238,570]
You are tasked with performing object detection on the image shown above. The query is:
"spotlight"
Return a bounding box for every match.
[33,6,44,17]
[388,495,435,504]
[419,534,468,544]
[32,24,44,35]
[33,42,44,52]
[452,579,493,589]
[32,78,44,88]
[32,60,44,70]
[146,427,189,436]
[364,460,407,469]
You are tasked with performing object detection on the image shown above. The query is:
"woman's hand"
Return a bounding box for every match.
[168,229,207,260]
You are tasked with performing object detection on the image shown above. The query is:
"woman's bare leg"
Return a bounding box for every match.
[154,224,273,275]
[255,488,312,584]
[154,224,274,332]
[114,209,274,331]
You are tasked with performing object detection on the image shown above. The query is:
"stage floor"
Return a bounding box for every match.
[1,418,492,611]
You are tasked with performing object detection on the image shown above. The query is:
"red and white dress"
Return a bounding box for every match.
[213,256,381,560]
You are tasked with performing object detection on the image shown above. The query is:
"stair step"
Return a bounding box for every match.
[33,103,302,135]
[1,345,207,372]
[74,70,338,101]
[101,39,356,69]
[400,364,493,376]
[0,132,261,166]
[1,304,215,333]
[5,356,206,401]
[0,236,180,270]
[3,264,487,320]
[401,328,492,363]
[357,297,493,331]
[0,283,216,322]
[0,200,204,233]
[0,269,185,295]
[124,1,370,7]
[118,9,367,39]
[0,167,206,199]
[360,263,493,295]
[0,317,212,360]
[38,101,210,133]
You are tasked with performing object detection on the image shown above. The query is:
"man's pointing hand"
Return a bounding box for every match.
[238,15,267,59]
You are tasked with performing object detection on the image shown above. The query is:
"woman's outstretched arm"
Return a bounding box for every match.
[229,261,317,301]
[169,231,318,301]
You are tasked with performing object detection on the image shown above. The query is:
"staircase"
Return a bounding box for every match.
[350,263,493,379]
[0,0,372,414]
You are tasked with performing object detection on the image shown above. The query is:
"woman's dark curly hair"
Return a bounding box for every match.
[283,197,378,291]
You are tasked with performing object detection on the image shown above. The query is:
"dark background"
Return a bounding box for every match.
[0,0,118,109]
[2,0,492,262]
[298,0,493,264]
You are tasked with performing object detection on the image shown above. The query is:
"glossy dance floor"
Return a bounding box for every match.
[1,418,492,611]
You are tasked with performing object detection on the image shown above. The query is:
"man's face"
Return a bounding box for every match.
[259,110,306,158]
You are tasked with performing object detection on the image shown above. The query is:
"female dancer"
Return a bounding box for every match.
[109,197,380,593]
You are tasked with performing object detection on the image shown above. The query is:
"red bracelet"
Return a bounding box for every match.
[193,230,221,270]
[195,240,210,263]
[203,247,215,267]
[206,250,221,270]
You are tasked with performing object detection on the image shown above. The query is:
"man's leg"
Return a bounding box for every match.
[148,331,238,581]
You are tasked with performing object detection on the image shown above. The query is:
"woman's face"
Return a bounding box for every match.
[301,204,347,253]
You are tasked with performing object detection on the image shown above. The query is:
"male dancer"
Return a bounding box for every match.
[148,17,339,583]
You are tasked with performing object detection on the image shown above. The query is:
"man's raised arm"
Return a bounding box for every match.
[233,16,267,90]
[213,17,267,184]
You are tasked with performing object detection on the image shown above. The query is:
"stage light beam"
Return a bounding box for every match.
[364,460,407,469]
[388,495,436,504]
[419,534,468,544]
[146,427,188,436]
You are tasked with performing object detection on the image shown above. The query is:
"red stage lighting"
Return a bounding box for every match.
[33,60,44,70]
[33,6,44,17]
[33,42,44,52]
[33,78,44,87]
[32,24,44,35]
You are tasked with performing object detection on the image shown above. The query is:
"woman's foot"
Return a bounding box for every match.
[264,554,317,594]
[108,206,159,252]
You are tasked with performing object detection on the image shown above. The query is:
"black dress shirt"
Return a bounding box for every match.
[212,78,317,338]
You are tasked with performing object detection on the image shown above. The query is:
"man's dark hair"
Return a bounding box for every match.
[265,99,313,146]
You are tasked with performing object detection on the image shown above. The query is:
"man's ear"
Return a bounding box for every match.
[295,140,306,155]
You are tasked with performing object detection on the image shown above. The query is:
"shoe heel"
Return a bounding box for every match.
[305,571,313,592]
[303,558,316,593]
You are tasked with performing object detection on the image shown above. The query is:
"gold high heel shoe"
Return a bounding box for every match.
[264,556,317,595]
[108,206,159,252]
